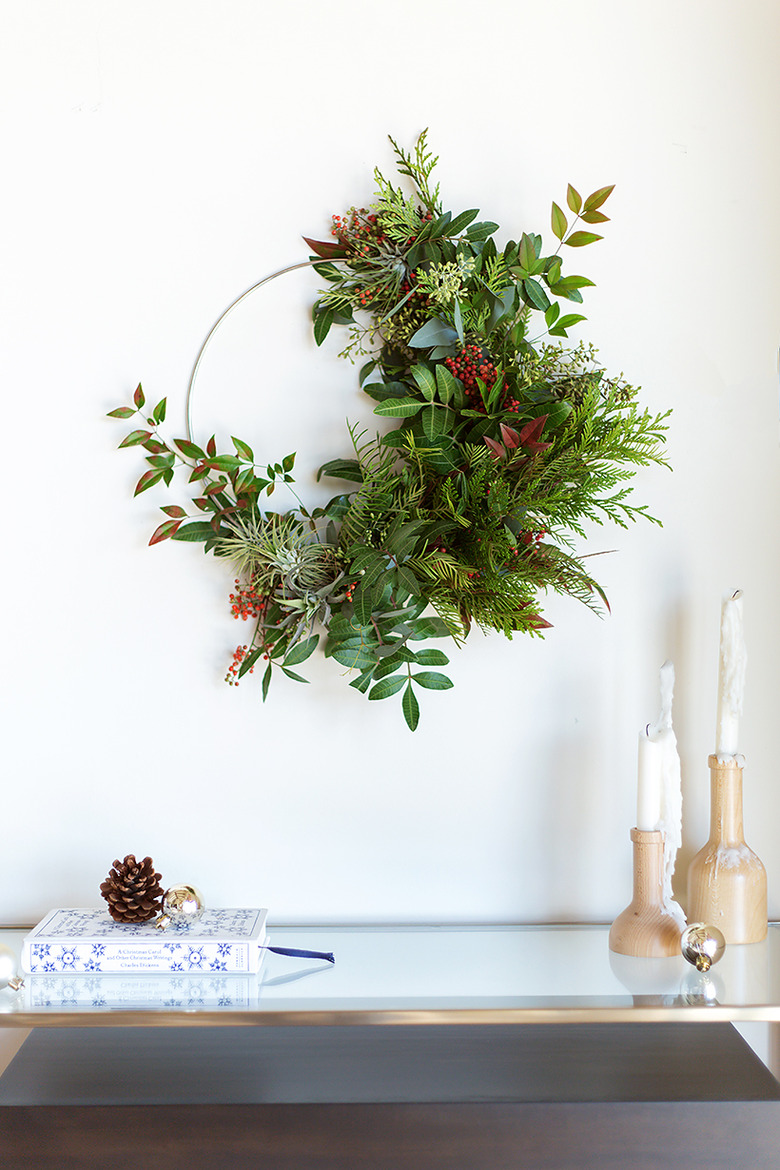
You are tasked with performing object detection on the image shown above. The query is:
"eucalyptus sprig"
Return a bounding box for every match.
[109,134,669,730]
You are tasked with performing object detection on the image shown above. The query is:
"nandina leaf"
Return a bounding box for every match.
[143,439,168,454]
[302,236,349,260]
[583,184,615,212]
[566,184,582,213]
[149,518,183,545]
[119,429,152,448]
[232,436,254,462]
[174,438,206,460]
[550,201,568,241]
[499,423,520,449]
[564,231,603,248]
[107,406,136,419]
[152,398,167,424]
[579,209,610,225]
[204,480,228,496]
[134,468,164,496]
[133,383,145,409]
[206,436,217,458]
[518,415,552,454]
[161,504,187,518]
[484,436,505,460]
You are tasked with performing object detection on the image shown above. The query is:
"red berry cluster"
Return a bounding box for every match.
[331,209,383,258]
[229,580,265,621]
[445,346,498,407]
[445,346,522,412]
[520,528,547,553]
[225,644,255,686]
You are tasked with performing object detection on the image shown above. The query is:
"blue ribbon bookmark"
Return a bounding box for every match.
[265,945,335,964]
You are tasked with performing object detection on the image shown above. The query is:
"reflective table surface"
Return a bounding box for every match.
[2,923,780,1027]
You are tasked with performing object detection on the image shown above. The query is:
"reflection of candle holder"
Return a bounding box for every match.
[609,828,683,957]
[687,754,767,944]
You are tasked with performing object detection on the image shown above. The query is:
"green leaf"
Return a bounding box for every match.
[368,675,407,701]
[107,406,136,419]
[261,662,272,701]
[409,617,451,640]
[564,231,603,248]
[432,364,454,405]
[313,306,334,346]
[282,452,295,472]
[421,405,445,442]
[411,364,437,402]
[446,208,479,235]
[145,453,175,469]
[583,184,615,212]
[412,671,453,691]
[161,504,188,518]
[466,220,500,242]
[566,184,582,213]
[174,438,206,460]
[408,318,459,349]
[544,302,561,327]
[550,201,568,241]
[522,278,552,312]
[373,398,423,418]
[363,380,410,402]
[580,209,610,225]
[281,667,310,684]
[134,468,164,496]
[402,683,420,731]
[232,436,254,462]
[170,521,217,542]
[207,455,241,472]
[413,649,450,666]
[328,645,379,671]
[119,429,152,448]
[317,458,364,483]
[349,670,375,694]
[283,635,319,667]
[518,232,537,270]
[152,398,167,425]
[133,384,145,410]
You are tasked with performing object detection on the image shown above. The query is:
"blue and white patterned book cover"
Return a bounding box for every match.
[22,908,268,974]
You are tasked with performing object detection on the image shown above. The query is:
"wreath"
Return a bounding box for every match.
[109,133,669,731]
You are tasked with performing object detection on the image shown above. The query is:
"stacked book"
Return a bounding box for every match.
[22,907,269,975]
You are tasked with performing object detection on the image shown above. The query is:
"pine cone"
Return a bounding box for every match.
[100,854,164,923]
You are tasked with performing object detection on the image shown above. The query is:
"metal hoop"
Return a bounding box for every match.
[185,258,348,442]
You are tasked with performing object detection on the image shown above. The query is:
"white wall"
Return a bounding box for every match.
[1,0,779,926]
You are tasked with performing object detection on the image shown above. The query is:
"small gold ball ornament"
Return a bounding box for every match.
[680,922,726,972]
[155,884,205,931]
[0,944,24,991]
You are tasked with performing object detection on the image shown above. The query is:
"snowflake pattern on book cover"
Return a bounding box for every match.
[23,908,268,974]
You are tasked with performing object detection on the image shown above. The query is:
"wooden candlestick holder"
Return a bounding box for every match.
[687,754,767,944]
[609,828,683,957]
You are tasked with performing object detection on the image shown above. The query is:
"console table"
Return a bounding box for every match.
[1,923,779,1168]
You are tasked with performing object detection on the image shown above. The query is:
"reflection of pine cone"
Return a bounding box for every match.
[100,855,164,923]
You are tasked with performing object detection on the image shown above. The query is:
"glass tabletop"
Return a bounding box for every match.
[1,924,779,1027]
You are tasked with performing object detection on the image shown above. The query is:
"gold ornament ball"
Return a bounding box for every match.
[0,944,23,990]
[155,884,205,931]
[681,923,726,972]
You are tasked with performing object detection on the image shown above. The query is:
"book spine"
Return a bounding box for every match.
[23,939,263,975]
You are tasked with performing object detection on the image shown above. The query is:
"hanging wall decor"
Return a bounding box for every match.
[110,132,669,729]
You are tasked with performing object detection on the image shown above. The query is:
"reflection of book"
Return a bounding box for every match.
[22,908,268,974]
[24,972,255,1009]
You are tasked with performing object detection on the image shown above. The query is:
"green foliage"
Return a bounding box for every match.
[109,135,669,731]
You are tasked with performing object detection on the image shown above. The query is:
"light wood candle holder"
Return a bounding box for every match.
[609,828,683,957]
[687,754,767,944]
